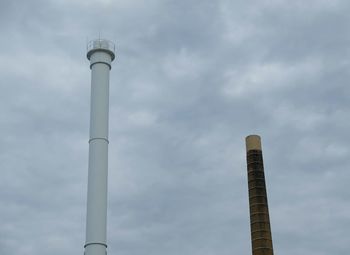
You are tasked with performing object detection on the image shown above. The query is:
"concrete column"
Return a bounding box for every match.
[84,39,115,255]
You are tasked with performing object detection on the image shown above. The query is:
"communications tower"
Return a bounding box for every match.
[84,39,115,255]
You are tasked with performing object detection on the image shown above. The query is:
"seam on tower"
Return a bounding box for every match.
[90,61,111,69]
[89,137,109,144]
[84,242,108,248]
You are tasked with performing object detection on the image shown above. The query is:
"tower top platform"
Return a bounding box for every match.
[87,39,115,61]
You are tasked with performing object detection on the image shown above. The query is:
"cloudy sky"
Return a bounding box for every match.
[1,0,349,254]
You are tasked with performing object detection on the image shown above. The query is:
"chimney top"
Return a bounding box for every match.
[245,135,262,151]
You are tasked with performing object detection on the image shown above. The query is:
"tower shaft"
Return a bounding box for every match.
[245,135,274,255]
[85,40,115,255]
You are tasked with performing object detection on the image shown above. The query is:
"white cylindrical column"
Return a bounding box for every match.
[85,39,115,255]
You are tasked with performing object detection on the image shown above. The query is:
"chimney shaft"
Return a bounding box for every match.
[245,135,274,255]
[84,39,115,255]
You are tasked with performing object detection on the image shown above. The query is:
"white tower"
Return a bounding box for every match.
[84,39,115,255]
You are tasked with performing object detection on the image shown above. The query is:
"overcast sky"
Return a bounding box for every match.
[0,0,349,254]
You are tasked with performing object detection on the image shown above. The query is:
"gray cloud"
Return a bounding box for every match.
[0,1,349,255]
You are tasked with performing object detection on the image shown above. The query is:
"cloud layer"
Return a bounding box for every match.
[0,1,349,254]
